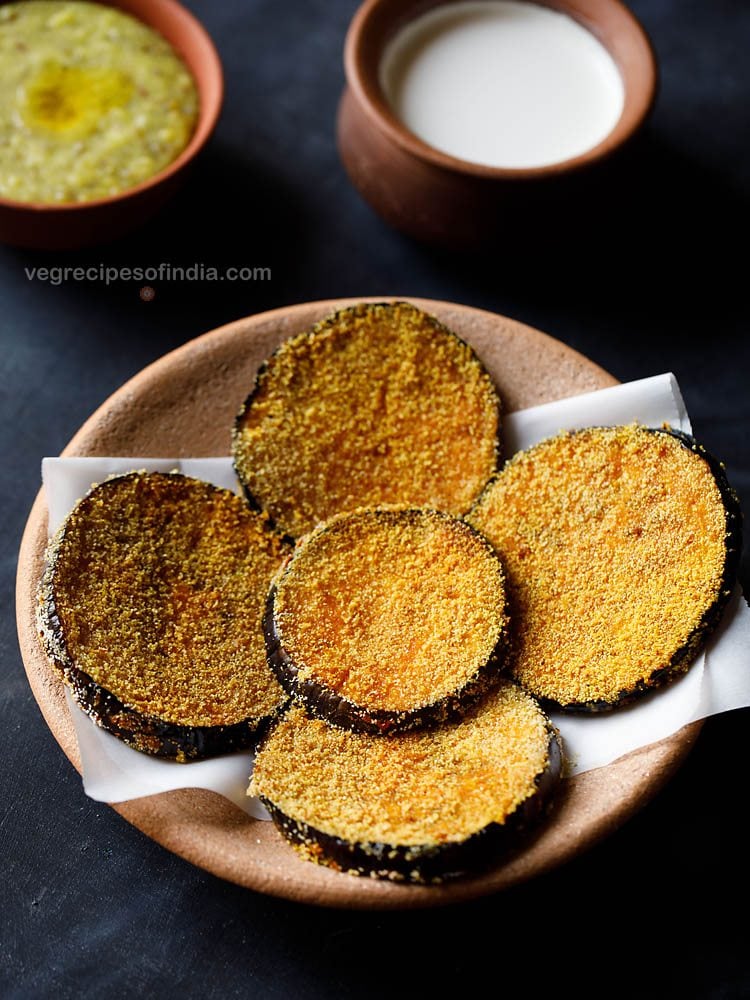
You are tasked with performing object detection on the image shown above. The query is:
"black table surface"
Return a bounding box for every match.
[3,1,749,996]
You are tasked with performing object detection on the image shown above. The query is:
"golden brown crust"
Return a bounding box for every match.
[468,425,742,710]
[37,472,291,759]
[250,681,561,882]
[266,506,509,733]
[232,302,501,539]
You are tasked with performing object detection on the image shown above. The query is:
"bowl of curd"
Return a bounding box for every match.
[0,0,222,248]
[338,0,657,245]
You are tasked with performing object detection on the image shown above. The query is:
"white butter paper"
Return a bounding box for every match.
[41,372,750,808]
[63,689,270,819]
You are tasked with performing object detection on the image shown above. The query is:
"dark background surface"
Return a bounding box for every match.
[2,1,749,996]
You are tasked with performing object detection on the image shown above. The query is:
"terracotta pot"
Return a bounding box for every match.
[16,296,701,908]
[338,0,658,246]
[0,0,223,250]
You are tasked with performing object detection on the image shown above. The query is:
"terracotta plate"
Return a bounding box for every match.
[15,298,701,909]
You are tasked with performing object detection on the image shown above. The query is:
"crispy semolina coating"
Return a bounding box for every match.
[232,302,501,539]
[469,425,742,709]
[250,681,560,882]
[38,472,290,735]
[268,507,508,731]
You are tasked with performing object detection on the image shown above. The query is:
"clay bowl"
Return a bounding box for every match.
[16,297,701,909]
[337,0,657,246]
[0,0,223,250]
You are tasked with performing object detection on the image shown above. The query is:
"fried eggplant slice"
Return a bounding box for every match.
[469,425,742,710]
[266,506,509,734]
[232,301,501,539]
[250,681,561,883]
[37,472,290,760]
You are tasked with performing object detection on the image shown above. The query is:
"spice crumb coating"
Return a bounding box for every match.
[469,425,741,709]
[273,507,508,715]
[39,472,289,729]
[232,302,501,539]
[251,681,558,862]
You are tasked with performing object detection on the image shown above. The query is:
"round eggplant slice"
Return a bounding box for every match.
[232,301,502,539]
[37,472,291,760]
[468,425,742,711]
[250,681,561,884]
[265,506,509,734]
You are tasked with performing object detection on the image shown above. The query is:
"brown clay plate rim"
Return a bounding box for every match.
[15,297,702,909]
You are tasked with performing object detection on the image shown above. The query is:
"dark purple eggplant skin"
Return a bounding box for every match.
[48,649,277,761]
[258,728,561,884]
[36,472,288,762]
[264,583,507,736]
[264,509,510,736]
[231,301,504,542]
[472,426,744,714]
[39,572,277,762]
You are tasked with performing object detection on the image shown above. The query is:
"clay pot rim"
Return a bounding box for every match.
[344,0,658,180]
[0,0,223,215]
